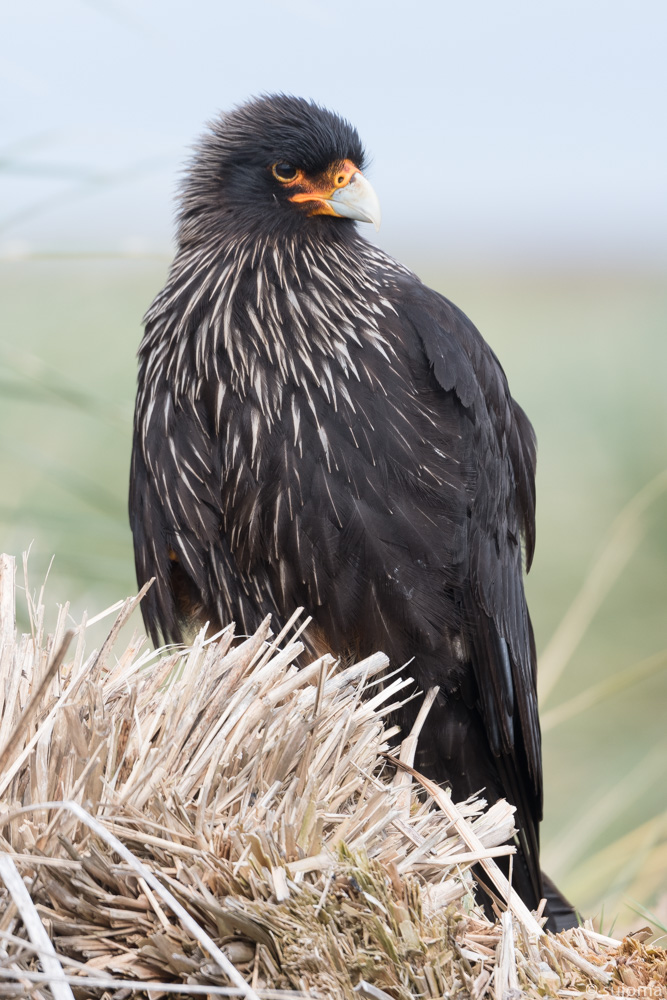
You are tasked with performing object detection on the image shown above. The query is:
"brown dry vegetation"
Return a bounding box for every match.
[0,553,665,999]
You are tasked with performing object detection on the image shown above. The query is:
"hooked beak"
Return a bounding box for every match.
[329,171,382,231]
[289,160,381,231]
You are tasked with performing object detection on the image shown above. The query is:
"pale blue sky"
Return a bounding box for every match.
[2,0,666,264]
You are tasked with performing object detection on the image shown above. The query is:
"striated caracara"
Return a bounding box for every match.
[129,94,576,930]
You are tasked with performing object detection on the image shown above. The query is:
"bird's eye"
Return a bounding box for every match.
[272,162,298,182]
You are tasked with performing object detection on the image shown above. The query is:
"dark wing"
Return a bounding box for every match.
[129,387,214,646]
[129,370,278,646]
[389,274,542,897]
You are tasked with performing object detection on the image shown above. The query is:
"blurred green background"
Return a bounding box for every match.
[3,0,667,938]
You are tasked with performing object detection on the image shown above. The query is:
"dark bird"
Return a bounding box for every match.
[130,94,576,930]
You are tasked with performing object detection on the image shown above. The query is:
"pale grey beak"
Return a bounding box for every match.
[329,171,382,231]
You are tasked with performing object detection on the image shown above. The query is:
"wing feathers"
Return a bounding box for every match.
[389,273,543,883]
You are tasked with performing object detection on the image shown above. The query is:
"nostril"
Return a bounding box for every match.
[337,175,345,185]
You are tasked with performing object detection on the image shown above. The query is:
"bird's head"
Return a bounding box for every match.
[178,94,381,245]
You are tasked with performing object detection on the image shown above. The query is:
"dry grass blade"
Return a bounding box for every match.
[0,853,74,1000]
[0,968,306,997]
[0,553,15,653]
[0,550,662,999]
[0,627,75,774]
[388,754,544,939]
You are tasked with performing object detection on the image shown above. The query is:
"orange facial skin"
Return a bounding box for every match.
[275,159,361,217]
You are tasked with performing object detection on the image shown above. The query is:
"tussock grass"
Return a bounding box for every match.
[0,553,665,998]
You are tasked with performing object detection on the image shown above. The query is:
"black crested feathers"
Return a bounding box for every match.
[209,94,365,174]
[178,95,365,242]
